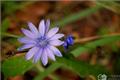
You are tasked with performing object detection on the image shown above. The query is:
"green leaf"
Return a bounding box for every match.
[1,56,34,77]
[71,35,120,57]
[57,57,109,77]
[34,57,109,80]
[52,5,102,27]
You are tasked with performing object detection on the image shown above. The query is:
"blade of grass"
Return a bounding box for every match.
[52,5,102,27]
[1,33,20,38]
[96,1,120,14]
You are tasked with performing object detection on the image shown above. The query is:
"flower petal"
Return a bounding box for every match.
[49,34,64,40]
[39,20,45,36]
[41,49,48,66]
[45,19,50,33]
[49,46,62,57]
[63,41,69,50]
[21,28,36,39]
[25,47,39,60]
[67,35,74,45]
[33,48,43,63]
[49,40,64,46]
[45,47,55,61]
[17,44,35,51]
[18,37,36,44]
[28,22,38,36]
[47,27,59,38]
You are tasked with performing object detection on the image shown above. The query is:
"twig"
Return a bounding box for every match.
[75,33,120,43]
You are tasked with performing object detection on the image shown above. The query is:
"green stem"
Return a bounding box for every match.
[1,33,20,38]
[35,61,44,72]
[49,74,60,80]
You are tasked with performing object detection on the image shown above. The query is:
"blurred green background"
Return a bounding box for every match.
[1,1,120,80]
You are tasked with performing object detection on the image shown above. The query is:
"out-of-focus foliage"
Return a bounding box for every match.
[33,57,109,80]
[52,5,102,27]
[96,1,120,14]
[1,18,10,38]
[1,1,120,80]
[57,57,108,76]
[71,35,120,57]
[97,26,110,35]
[34,63,63,80]
[114,57,120,74]
[1,56,34,77]
[1,1,32,15]
[1,18,10,33]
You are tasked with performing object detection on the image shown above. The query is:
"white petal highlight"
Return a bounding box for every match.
[41,49,48,66]
[45,47,55,61]
[49,40,64,46]
[18,37,36,44]
[49,34,64,40]
[33,48,43,63]
[18,44,35,51]
[21,28,36,39]
[28,22,38,36]
[25,47,39,60]
[47,27,59,38]
[45,19,50,33]
[39,20,45,36]
[49,46,62,57]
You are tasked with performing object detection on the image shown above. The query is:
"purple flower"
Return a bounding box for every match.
[18,19,64,66]
[63,35,74,50]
